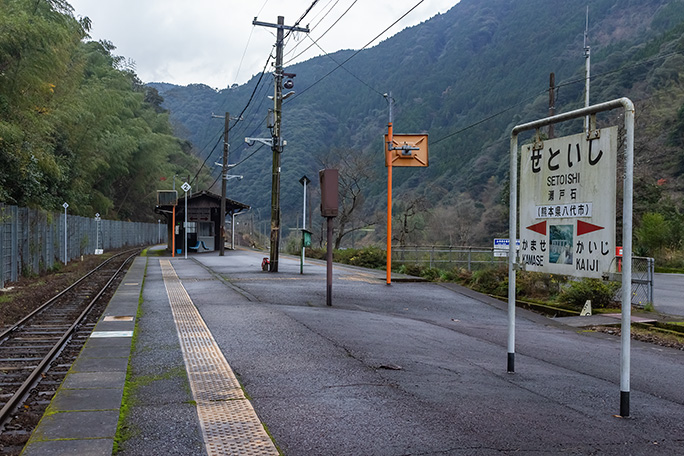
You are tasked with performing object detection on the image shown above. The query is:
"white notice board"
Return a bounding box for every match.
[519,127,617,278]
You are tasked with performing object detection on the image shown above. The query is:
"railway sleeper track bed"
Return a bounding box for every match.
[0,249,140,455]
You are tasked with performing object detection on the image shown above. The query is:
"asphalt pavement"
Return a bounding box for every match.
[115,248,684,455]
[654,272,684,316]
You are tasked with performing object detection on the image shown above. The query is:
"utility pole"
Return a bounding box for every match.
[220,112,229,256]
[253,16,309,272]
[212,112,242,256]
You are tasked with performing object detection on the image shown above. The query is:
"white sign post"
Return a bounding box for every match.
[181,182,191,259]
[63,202,69,264]
[509,98,635,418]
[519,127,617,278]
[95,213,103,255]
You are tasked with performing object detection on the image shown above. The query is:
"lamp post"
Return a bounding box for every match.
[220,172,242,252]
[231,210,248,250]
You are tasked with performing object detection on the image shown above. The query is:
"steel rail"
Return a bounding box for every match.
[0,249,136,342]
[0,250,139,426]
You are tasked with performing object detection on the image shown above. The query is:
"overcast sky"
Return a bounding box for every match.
[67,0,459,89]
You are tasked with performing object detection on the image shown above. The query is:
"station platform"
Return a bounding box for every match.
[21,247,684,455]
[22,256,144,455]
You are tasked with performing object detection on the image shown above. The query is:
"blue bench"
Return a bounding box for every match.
[189,240,210,252]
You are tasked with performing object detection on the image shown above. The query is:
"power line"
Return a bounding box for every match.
[231,25,257,87]
[284,0,347,63]
[228,54,275,133]
[190,132,224,186]
[284,0,320,41]
[284,0,359,66]
[201,81,272,186]
[289,0,426,101]
[303,0,340,32]
[217,1,680,180]
[192,54,273,188]
[431,49,682,146]
[303,34,384,97]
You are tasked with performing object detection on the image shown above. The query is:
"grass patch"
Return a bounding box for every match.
[261,421,284,456]
[114,256,146,454]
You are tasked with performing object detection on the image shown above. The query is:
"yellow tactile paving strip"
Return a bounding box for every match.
[160,260,278,456]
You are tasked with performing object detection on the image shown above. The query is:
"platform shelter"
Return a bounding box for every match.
[155,190,250,254]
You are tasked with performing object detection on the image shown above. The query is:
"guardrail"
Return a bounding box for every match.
[392,245,506,271]
[393,245,654,306]
[0,204,165,288]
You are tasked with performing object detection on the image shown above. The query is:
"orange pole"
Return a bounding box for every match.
[386,122,393,285]
[172,205,176,257]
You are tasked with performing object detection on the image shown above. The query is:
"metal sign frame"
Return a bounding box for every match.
[508,98,634,417]
[519,127,618,278]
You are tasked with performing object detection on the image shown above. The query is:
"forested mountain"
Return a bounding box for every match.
[0,0,211,221]
[4,0,684,251]
[154,0,684,250]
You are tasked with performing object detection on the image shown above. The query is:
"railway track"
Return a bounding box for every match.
[0,249,140,455]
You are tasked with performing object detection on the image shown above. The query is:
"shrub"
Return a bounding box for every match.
[421,267,442,281]
[470,266,508,296]
[558,278,620,309]
[312,246,387,270]
[516,271,566,300]
[398,264,424,277]
[344,246,386,269]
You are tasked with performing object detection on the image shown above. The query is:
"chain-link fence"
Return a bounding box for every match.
[0,204,165,288]
[629,256,655,307]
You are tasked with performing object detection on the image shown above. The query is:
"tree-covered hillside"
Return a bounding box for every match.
[156,0,684,253]
[0,0,210,221]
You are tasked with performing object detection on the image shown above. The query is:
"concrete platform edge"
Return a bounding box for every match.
[21,256,147,456]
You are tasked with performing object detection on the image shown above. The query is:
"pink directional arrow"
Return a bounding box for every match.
[526,221,547,235]
[577,220,604,236]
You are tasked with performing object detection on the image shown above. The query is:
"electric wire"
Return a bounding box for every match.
[227,111,271,165]
[205,1,427,176]
[284,0,344,61]
[190,132,224,186]
[303,0,339,29]
[209,1,679,179]
[232,25,256,87]
[284,0,359,66]
[229,0,271,88]
[193,50,273,190]
[207,131,269,191]
[215,0,377,180]
[304,34,385,97]
[556,49,681,91]
[228,53,275,133]
[288,0,426,101]
[431,49,683,146]
[284,0,320,41]
[202,81,271,184]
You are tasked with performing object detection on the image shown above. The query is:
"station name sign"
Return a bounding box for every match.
[519,127,618,278]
